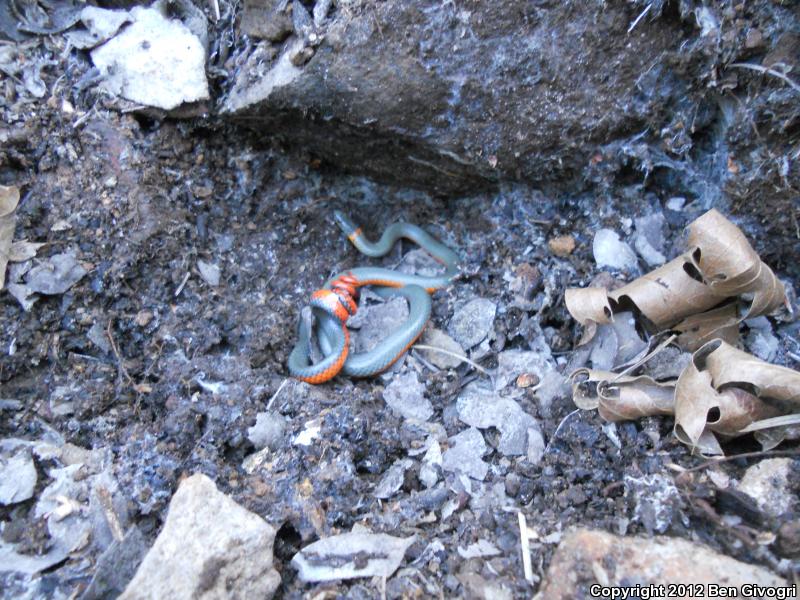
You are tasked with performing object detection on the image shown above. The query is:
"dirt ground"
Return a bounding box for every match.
[1,1,799,599]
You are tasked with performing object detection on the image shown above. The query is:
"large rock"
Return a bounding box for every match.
[537,529,787,599]
[224,1,682,193]
[120,473,280,600]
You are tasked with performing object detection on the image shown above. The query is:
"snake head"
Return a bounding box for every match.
[333,210,358,236]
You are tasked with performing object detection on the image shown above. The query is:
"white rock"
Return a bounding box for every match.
[420,328,465,369]
[634,212,666,267]
[737,458,795,518]
[292,531,415,582]
[593,229,638,271]
[247,411,286,450]
[419,441,442,488]
[90,5,209,110]
[120,473,280,599]
[197,260,221,287]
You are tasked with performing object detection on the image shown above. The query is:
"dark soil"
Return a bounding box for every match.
[1,0,799,598]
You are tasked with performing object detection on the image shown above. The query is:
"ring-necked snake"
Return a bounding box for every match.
[288,211,460,384]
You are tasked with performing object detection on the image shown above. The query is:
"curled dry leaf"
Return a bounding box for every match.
[0,185,20,289]
[571,368,675,421]
[564,287,613,345]
[674,339,800,454]
[565,210,786,352]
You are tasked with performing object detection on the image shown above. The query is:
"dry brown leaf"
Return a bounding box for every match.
[0,185,20,290]
[608,256,725,329]
[597,375,675,422]
[673,303,740,351]
[564,288,613,345]
[674,339,791,453]
[565,210,787,353]
[570,368,675,421]
[687,210,785,318]
[703,339,800,402]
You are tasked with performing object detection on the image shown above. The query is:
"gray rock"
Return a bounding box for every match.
[593,229,638,271]
[737,458,795,518]
[495,349,558,392]
[0,445,37,505]
[634,212,667,266]
[374,459,413,499]
[441,427,489,481]
[456,383,541,457]
[351,295,408,353]
[382,370,432,421]
[247,411,286,451]
[420,328,466,369]
[90,5,209,111]
[25,252,87,295]
[81,527,147,600]
[624,473,682,534]
[419,441,442,488]
[242,0,293,41]
[87,321,111,354]
[745,317,779,362]
[120,473,280,600]
[223,2,685,194]
[292,531,415,582]
[448,298,496,350]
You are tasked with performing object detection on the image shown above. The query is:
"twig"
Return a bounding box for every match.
[680,448,800,472]
[412,344,491,377]
[96,486,124,542]
[627,3,651,34]
[266,379,289,411]
[740,414,800,433]
[517,512,534,584]
[728,62,800,94]
[174,271,190,297]
[106,320,134,387]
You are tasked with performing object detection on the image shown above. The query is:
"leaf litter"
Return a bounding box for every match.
[566,209,798,454]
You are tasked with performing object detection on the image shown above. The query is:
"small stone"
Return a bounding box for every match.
[441,427,489,481]
[373,459,413,499]
[0,445,37,505]
[745,28,763,49]
[592,229,638,271]
[548,235,576,257]
[197,260,221,287]
[25,252,87,295]
[737,458,795,518]
[515,373,540,388]
[419,441,442,488]
[382,371,432,421]
[634,212,666,267]
[87,321,111,353]
[456,383,541,457]
[420,329,465,369]
[291,531,416,582]
[495,350,557,391]
[120,474,280,599]
[448,298,496,350]
[247,411,286,451]
[134,310,153,327]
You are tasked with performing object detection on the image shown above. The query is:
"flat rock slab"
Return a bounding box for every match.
[538,528,787,599]
[224,2,683,193]
[90,5,209,110]
[120,473,280,600]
